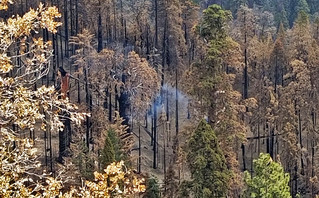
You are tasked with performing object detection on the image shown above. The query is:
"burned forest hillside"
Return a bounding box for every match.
[1,0,319,197]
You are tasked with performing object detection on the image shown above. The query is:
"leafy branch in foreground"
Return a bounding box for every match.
[0,1,145,197]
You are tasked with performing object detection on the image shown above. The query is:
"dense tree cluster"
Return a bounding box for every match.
[3,0,319,197]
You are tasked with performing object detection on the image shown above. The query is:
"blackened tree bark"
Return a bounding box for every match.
[64,0,69,58]
[155,0,158,48]
[58,126,66,162]
[97,0,103,52]
[153,99,158,169]
[242,143,246,171]
[138,125,142,173]
[161,18,167,88]
[108,89,112,122]
[243,11,248,100]
[85,65,91,149]
[175,66,179,137]
[119,74,130,130]
[113,0,117,41]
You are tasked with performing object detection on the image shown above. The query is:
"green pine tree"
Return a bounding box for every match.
[198,4,232,41]
[99,133,115,169]
[143,176,161,198]
[288,0,310,25]
[297,0,310,14]
[107,129,123,161]
[185,120,230,198]
[274,9,289,28]
[244,153,292,198]
[73,140,95,180]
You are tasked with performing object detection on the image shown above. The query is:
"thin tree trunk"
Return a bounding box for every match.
[115,85,118,111]
[59,29,64,68]
[311,140,315,197]
[108,89,112,121]
[113,0,117,41]
[58,126,66,162]
[164,122,167,192]
[161,18,167,88]
[257,122,260,154]
[270,127,274,158]
[97,0,103,52]
[120,0,124,39]
[242,144,246,171]
[70,0,73,37]
[49,122,53,172]
[138,125,141,173]
[175,67,179,137]
[52,33,57,83]
[243,11,248,99]
[77,72,81,103]
[299,110,304,175]
[155,0,158,48]
[44,121,48,166]
[146,24,150,56]
[153,100,157,169]
[85,66,90,149]
[275,55,278,93]
[64,0,69,58]
[75,0,78,35]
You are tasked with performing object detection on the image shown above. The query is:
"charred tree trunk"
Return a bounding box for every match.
[59,29,64,68]
[153,99,158,169]
[108,89,112,122]
[58,124,66,163]
[243,12,248,100]
[120,0,124,39]
[294,164,298,196]
[243,44,248,99]
[138,125,141,173]
[119,74,130,130]
[48,122,53,172]
[75,0,78,35]
[146,24,150,57]
[274,55,279,93]
[115,85,118,111]
[257,122,260,154]
[113,0,117,41]
[106,5,111,43]
[64,0,69,58]
[44,120,48,166]
[270,127,274,159]
[155,0,158,48]
[161,18,167,88]
[311,140,315,197]
[85,66,90,149]
[242,143,246,171]
[97,0,103,52]
[175,66,179,137]
[299,110,304,175]
[52,33,57,83]
[66,115,71,148]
